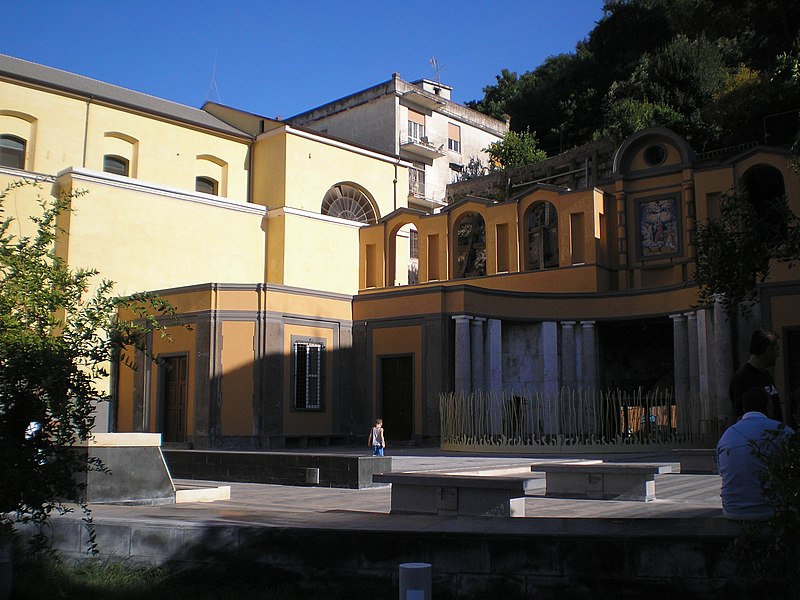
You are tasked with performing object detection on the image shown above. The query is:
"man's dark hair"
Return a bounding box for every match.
[749,328,778,356]
[742,386,770,414]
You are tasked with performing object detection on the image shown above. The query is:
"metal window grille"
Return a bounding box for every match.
[294,341,323,410]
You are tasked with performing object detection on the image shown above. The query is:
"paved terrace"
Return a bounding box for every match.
[27,447,745,596]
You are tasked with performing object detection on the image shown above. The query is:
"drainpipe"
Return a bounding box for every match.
[393,162,398,211]
[82,96,94,168]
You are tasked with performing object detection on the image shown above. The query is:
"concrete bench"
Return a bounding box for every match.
[530,462,681,502]
[672,449,718,474]
[372,472,543,517]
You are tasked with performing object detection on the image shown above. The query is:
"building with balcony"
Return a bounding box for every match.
[286,73,509,213]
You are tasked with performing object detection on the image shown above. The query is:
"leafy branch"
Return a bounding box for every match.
[0,180,180,550]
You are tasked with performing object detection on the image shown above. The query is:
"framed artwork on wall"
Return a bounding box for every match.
[635,194,681,260]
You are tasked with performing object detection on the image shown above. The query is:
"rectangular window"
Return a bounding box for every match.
[409,163,425,197]
[448,123,461,153]
[407,109,425,143]
[293,340,324,410]
[410,229,419,259]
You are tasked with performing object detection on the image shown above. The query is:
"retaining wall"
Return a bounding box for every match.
[162,450,391,489]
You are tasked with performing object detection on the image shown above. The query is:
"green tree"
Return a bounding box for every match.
[484,130,547,170]
[732,430,800,597]
[465,69,519,121]
[596,97,684,144]
[694,188,800,317]
[0,180,176,547]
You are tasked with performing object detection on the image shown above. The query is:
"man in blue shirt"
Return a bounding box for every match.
[717,387,793,520]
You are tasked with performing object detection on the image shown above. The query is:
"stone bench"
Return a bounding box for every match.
[372,472,544,517]
[530,462,681,502]
[163,449,391,489]
[672,449,718,474]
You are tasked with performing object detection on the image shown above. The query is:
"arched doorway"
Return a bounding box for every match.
[454,212,486,278]
[525,201,559,270]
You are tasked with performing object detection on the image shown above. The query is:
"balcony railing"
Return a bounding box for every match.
[408,181,446,209]
[399,130,447,159]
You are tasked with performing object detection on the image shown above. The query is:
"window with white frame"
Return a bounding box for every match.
[293,338,324,410]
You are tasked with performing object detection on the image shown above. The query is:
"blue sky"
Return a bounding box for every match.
[4,1,605,119]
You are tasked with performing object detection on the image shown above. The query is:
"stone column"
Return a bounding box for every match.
[713,299,735,424]
[470,317,486,393]
[580,321,599,434]
[686,311,700,436]
[485,318,502,434]
[452,316,472,394]
[560,322,577,435]
[580,321,598,392]
[560,322,577,390]
[671,313,689,434]
[540,321,560,434]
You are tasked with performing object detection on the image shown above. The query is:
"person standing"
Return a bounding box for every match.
[730,329,782,421]
[717,387,793,520]
[368,418,385,456]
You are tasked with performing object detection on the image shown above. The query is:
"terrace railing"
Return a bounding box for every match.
[440,388,723,453]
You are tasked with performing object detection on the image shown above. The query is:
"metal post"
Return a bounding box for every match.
[399,562,431,600]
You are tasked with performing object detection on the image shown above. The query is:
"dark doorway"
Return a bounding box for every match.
[160,354,188,443]
[380,355,414,441]
[597,318,673,393]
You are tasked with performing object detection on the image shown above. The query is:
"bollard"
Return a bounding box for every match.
[399,562,431,600]
[305,467,320,485]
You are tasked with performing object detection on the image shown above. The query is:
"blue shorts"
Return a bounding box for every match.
[372,446,384,456]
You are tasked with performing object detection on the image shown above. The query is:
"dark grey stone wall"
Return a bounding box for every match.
[163,450,391,489]
[20,517,746,597]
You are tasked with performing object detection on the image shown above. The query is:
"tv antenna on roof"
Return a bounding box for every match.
[430,56,444,86]
[206,50,221,103]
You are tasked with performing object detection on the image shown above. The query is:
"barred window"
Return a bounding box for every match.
[293,340,324,410]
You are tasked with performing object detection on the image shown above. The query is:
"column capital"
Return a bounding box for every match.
[561,321,577,328]
[451,315,472,323]
[670,313,688,322]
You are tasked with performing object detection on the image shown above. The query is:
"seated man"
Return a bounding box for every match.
[717,387,794,520]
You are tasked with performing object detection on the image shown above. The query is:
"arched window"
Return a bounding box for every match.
[0,134,26,169]
[526,201,559,270]
[103,154,129,177]
[454,212,486,278]
[195,176,218,195]
[321,184,377,224]
[740,165,788,241]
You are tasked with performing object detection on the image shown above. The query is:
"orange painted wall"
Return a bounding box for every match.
[371,325,423,433]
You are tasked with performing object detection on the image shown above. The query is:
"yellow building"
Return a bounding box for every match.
[3,53,799,449]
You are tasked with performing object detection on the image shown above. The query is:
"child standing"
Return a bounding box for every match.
[368,418,385,456]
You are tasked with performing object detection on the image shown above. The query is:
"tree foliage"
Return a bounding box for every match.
[732,429,800,597]
[469,0,800,154]
[0,180,176,545]
[483,130,547,170]
[694,188,800,317]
